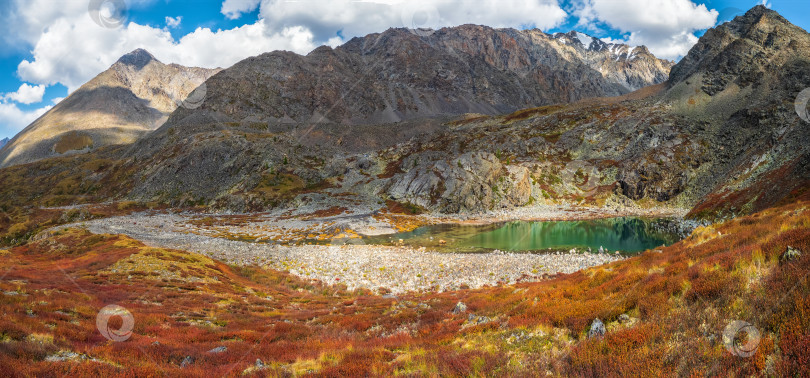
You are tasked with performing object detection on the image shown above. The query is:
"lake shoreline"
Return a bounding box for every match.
[70,213,626,293]
[39,204,695,293]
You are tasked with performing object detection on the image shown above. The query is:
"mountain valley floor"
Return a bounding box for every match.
[62,204,674,293]
[0,199,807,375]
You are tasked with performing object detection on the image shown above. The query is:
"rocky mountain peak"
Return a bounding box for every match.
[116,48,158,70]
[740,4,783,23]
[568,30,597,48]
[551,31,657,61]
[0,49,219,168]
[668,5,805,89]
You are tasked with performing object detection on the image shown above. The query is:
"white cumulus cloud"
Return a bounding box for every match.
[253,0,568,43]
[9,2,322,92]
[0,102,51,136]
[165,16,182,29]
[2,83,46,104]
[221,0,262,20]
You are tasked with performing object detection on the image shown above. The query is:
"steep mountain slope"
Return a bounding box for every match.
[110,6,807,216]
[0,6,803,221]
[0,49,219,168]
[663,5,810,216]
[157,25,671,131]
[0,138,7,149]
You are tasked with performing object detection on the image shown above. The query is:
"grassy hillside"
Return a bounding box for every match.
[1,200,807,376]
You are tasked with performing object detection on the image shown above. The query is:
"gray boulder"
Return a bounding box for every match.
[180,356,194,368]
[588,318,606,338]
[452,302,468,314]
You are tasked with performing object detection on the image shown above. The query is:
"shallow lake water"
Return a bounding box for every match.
[364,217,682,254]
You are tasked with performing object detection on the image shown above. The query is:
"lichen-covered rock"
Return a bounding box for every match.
[617,162,686,202]
[588,318,606,338]
[781,246,802,263]
[386,152,531,213]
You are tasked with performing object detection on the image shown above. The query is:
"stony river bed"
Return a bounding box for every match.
[56,206,688,293]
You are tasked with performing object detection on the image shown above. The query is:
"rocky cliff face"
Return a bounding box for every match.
[387,151,531,213]
[157,25,671,131]
[0,49,219,168]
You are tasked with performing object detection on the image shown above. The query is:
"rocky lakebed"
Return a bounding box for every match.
[52,205,690,293]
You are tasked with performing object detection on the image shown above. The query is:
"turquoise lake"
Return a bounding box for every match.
[364,217,681,253]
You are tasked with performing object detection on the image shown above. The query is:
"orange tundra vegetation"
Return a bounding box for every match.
[0,201,808,376]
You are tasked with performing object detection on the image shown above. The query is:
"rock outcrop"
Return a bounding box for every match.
[386,152,531,213]
[588,318,606,338]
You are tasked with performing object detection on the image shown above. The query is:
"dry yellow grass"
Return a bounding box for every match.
[53,131,93,154]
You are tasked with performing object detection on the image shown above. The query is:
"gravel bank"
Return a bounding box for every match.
[70,213,626,293]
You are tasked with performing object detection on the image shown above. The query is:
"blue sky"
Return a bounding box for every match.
[0,0,807,140]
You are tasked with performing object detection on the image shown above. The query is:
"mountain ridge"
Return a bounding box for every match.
[119,5,808,216]
[0,50,220,168]
[155,23,672,132]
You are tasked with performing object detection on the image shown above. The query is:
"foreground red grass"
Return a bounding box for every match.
[0,201,808,376]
